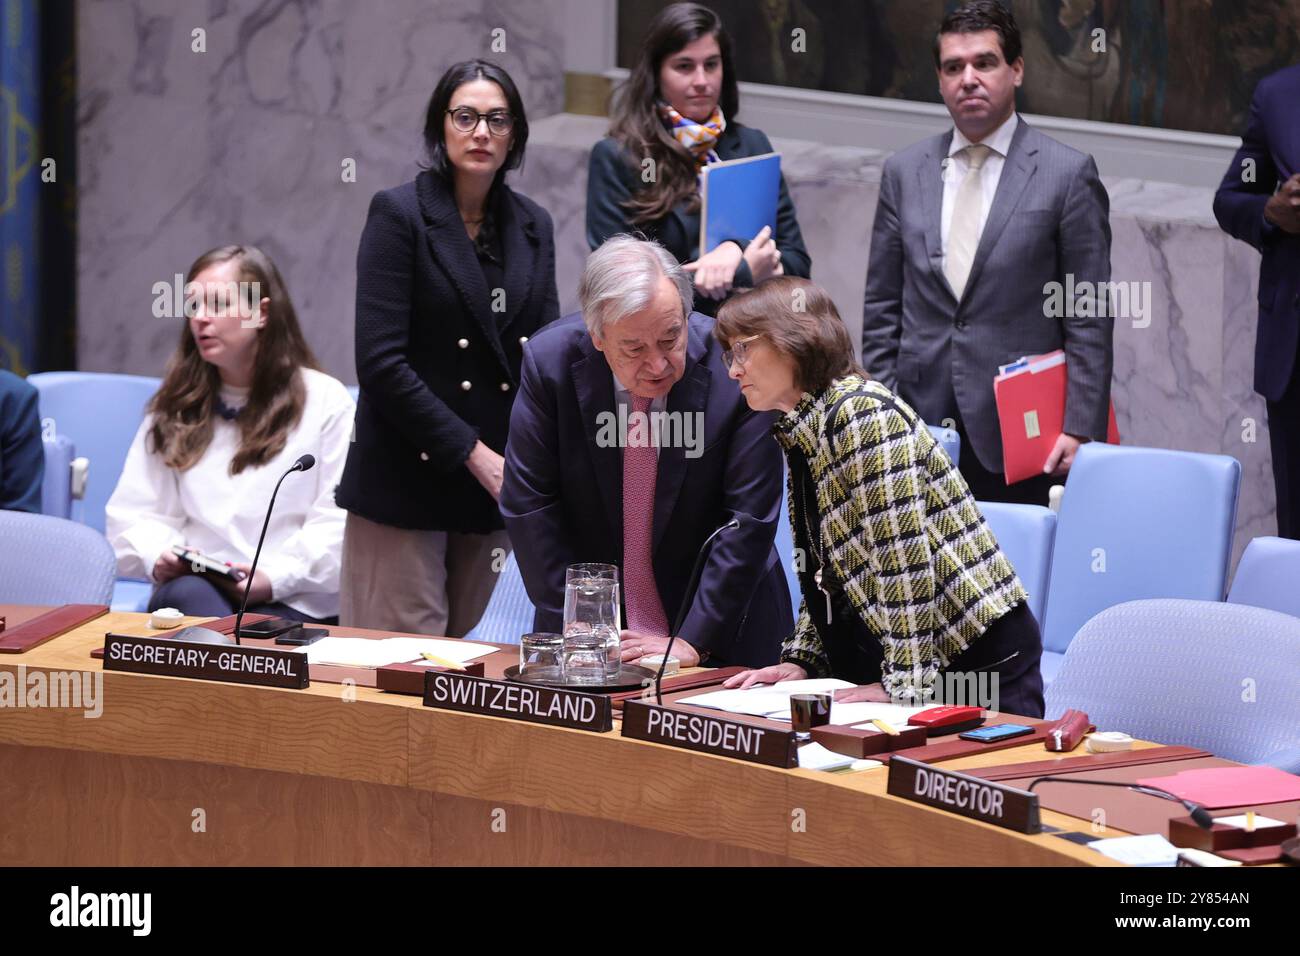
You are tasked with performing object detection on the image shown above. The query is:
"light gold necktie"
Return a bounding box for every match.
[945,143,992,300]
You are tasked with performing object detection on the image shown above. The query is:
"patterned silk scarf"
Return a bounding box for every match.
[657,101,726,170]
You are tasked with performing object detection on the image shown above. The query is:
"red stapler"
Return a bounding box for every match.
[908,705,985,737]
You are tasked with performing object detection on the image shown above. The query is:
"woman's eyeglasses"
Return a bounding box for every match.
[722,333,762,370]
[447,107,514,136]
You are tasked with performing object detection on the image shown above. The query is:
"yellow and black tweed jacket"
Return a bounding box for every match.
[772,374,1028,702]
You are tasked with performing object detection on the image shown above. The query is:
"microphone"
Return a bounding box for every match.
[654,517,741,705]
[1026,776,1214,829]
[232,454,316,644]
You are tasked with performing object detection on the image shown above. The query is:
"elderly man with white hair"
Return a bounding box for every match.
[500,235,792,667]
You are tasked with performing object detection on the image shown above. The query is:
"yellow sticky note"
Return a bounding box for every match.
[1024,409,1041,439]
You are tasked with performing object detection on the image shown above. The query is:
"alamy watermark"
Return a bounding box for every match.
[50,886,150,935]
[895,670,1001,713]
[1043,274,1151,328]
[151,273,263,327]
[595,405,704,459]
[0,666,103,718]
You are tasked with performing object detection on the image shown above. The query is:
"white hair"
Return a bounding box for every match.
[577,235,694,338]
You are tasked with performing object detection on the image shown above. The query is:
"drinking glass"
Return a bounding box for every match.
[519,632,564,682]
[790,693,832,741]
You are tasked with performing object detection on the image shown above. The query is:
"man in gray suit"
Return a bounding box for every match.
[861,0,1113,505]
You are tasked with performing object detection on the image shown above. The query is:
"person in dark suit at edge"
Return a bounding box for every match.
[0,369,44,514]
[1214,64,1300,538]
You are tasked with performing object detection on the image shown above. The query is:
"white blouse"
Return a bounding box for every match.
[106,368,355,619]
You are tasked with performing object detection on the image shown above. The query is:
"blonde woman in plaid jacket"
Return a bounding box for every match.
[716,278,1044,717]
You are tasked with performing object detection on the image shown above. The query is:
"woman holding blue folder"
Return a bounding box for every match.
[586,2,811,315]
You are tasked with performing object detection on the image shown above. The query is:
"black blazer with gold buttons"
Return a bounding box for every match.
[336,169,559,532]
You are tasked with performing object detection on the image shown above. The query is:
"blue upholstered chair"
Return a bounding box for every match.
[1040,444,1240,685]
[28,372,163,612]
[464,550,536,645]
[40,433,76,519]
[977,501,1055,628]
[27,372,161,533]
[1046,599,1300,772]
[0,512,117,605]
[1227,536,1300,619]
[926,423,960,467]
[773,461,801,613]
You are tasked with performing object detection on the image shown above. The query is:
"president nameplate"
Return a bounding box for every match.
[102,633,309,689]
[422,671,613,732]
[620,700,798,768]
[887,755,1041,833]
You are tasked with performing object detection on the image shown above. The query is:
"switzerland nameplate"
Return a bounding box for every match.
[422,671,613,732]
[620,700,798,768]
[102,633,310,689]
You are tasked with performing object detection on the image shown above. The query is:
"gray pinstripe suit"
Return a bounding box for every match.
[861,118,1113,476]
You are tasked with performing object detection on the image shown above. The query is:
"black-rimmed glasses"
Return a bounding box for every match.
[447,107,514,136]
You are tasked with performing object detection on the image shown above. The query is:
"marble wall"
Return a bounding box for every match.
[76,1,1276,564]
[77,0,565,380]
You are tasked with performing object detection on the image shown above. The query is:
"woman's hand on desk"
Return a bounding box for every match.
[832,682,891,703]
[619,631,700,668]
[722,661,807,689]
[682,242,743,300]
[466,441,505,501]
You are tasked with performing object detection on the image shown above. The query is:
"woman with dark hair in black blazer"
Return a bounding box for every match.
[586,1,811,315]
[336,59,559,637]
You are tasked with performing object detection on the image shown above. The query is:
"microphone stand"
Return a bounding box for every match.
[655,517,740,705]
[233,455,314,645]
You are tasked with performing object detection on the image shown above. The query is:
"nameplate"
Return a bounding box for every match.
[620,700,798,768]
[887,754,1040,833]
[422,671,613,732]
[101,633,309,689]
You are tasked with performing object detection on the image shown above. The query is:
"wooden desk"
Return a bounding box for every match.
[0,610,1132,866]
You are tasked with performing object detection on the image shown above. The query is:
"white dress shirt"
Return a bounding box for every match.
[940,112,1019,273]
[106,368,355,619]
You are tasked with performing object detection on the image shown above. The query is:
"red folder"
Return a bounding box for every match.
[994,350,1119,484]
[1137,766,1300,809]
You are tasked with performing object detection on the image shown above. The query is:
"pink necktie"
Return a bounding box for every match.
[622,394,669,636]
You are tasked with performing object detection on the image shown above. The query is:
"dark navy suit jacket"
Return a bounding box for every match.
[336,170,559,532]
[1214,64,1300,403]
[0,370,43,514]
[500,311,792,667]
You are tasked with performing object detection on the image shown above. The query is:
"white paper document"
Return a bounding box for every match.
[682,682,930,729]
[306,636,498,668]
[796,743,858,771]
[681,679,855,717]
[821,701,933,727]
[1088,834,1180,866]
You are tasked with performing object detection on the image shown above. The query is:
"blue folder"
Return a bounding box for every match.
[699,152,781,254]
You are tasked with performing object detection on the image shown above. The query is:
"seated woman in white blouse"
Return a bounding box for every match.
[106,244,354,623]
